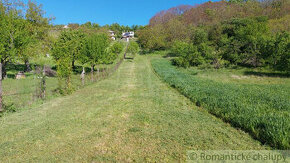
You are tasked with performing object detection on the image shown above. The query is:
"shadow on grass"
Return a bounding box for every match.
[163,52,176,58]
[125,57,134,60]
[6,64,26,72]
[139,50,152,55]
[243,71,290,78]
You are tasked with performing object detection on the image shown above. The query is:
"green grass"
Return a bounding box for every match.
[180,66,290,85]
[0,55,266,162]
[151,58,290,149]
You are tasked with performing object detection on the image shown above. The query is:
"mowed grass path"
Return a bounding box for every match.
[0,55,266,162]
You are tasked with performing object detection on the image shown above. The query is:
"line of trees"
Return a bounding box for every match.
[137,0,290,72]
[60,22,145,39]
[52,30,123,94]
[0,0,126,111]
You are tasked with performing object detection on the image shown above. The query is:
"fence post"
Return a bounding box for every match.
[0,62,3,112]
[40,65,46,99]
[81,67,85,86]
[91,65,94,82]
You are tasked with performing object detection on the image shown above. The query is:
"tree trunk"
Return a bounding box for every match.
[0,62,3,112]
[81,67,85,86]
[91,65,94,82]
[40,66,46,99]
[97,67,100,80]
[66,75,71,93]
[24,59,32,72]
[72,60,75,70]
[1,61,6,80]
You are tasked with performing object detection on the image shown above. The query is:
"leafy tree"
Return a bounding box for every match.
[192,28,208,45]
[137,25,167,51]
[15,20,35,72]
[81,21,93,28]
[0,4,22,78]
[171,41,204,67]
[67,30,85,69]
[110,42,123,55]
[220,17,271,67]
[273,32,290,71]
[23,0,50,72]
[0,2,22,111]
[171,41,190,57]
[52,30,85,94]
[264,32,290,71]
[0,0,45,111]
[164,18,189,45]
[81,33,110,81]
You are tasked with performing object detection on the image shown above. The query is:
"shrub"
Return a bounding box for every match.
[171,41,216,67]
[127,41,140,58]
[110,42,124,55]
[272,32,290,72]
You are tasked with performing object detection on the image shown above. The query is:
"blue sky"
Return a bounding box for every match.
[33,0,218,26]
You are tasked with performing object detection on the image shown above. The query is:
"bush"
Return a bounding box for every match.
[127,41,140,58]
[192,28,208,45]
[171,41,190,57]
[219,17,271,67]
[171,41,217,67]
[110,42,124,55]
[272,32,290,72]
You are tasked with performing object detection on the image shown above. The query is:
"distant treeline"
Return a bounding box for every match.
[137,0,290,71]
[54,22,145,38]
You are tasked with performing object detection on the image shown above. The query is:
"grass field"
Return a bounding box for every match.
[0,55,266,162]
[151,58,290,149]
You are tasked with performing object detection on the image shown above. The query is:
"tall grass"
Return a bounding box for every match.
[151,58,290,149]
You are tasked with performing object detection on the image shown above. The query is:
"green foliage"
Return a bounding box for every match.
[103,42,124,63]
[170,16,290,70]
[171,41,217,68]
[127,41,140,58]
[171,41,190,57]
[171,41,201,67]
[81,33,110,66]
[110,42,124,55]
[140,0,290,71]
[192,28,208,45]
[52,30,83,94]
[0,0,50,70]
[0,6,24,62]
[152,58,290,149]
[264,32,290,71]
[136,25,167,51]
[220,17,270,67]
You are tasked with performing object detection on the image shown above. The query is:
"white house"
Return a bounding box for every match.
[122,31,134,38]
[121,31,134,42]
[63,25,69,29]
